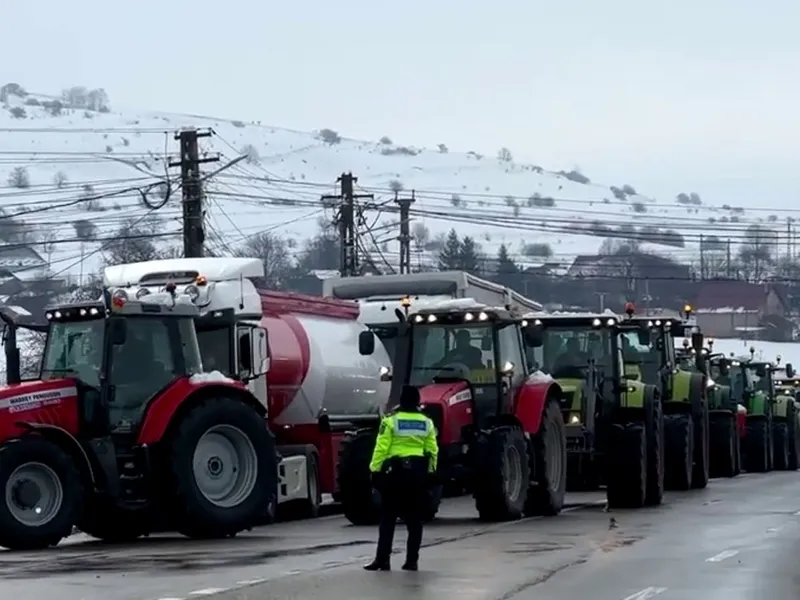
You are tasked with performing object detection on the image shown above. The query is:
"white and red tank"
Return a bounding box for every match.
[259,290,391,426]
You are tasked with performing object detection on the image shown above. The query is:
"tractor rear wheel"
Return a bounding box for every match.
[789,408,800,471]
[665,413,694,491]
[474,426,530,521]
[743,418,770,472]
[0,436,83,550]
[772,420,790,470]
[167,397,278,538]
[336,429,380,526]
[709,412,737,478]
[524,399,567,516]
[644,391,664,506]
[606,422,646,509]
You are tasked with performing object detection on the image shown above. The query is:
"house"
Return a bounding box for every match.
[693,281,793,341]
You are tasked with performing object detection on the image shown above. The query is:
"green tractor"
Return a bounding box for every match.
[675,343,740,478]
[772,368,800,471]
[524,313,664,508]
[732,352,799,472]
[618,310,709,492]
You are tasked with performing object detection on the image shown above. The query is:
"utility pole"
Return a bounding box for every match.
[321,173,373,277]
[395,190,416,274]
[169,128,219,258]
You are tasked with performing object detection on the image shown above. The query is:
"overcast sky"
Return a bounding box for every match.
[2,0,798,205]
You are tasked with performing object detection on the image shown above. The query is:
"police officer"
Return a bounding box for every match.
[364,385,438,572]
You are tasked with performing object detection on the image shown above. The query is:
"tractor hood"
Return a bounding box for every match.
[419,381,471,408]
[0,378,78,414]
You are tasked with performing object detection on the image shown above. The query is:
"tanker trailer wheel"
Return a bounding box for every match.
[771,419,790,470]
[664,413,694,491]
[524,398,566,516]
[77,500,153,542]
[708,412,737,478]
[0,436,83,550]
[605,422,646,509]
[644,389,664,506]
[336,429,380,526]
[167,397,278,539]
[743,418,770,473]
[474,425,530,521]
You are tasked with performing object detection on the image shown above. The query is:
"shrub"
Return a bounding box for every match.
[559,169,590,184]
[9,107,26,119]
[318,128,342,145]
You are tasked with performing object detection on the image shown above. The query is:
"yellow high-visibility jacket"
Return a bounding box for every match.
[369,410,438,473]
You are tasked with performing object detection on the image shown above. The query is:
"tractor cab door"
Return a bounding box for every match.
[105,315,201,433]
[495,322,526,416]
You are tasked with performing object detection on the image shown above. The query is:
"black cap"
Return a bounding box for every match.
[399,385,420,410]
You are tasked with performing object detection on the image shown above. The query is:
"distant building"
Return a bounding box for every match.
[693,281,794,341]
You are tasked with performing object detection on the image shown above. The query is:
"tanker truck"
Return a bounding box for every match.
[103,257,391,521]
[323,272,545,524]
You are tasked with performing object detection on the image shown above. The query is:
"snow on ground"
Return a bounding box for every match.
[0,88,786,285]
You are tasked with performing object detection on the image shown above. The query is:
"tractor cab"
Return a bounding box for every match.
[36,291,205,436]
[519,313,626,430]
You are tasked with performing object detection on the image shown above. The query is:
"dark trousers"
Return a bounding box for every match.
[375,457,428,563]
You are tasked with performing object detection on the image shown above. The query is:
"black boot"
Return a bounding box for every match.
[401,559,418,571]
[364,558,391,571]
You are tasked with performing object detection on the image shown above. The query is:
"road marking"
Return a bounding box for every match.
[155,598,185,600]
[235,579,266,586]
[793,510,800,516]
[189,589,228,596]
[623,587,667,600]
[767,526,784,533]
[706,549,738,562]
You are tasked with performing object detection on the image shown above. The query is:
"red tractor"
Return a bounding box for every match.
[0,291,277,550]
[340,301,567,522]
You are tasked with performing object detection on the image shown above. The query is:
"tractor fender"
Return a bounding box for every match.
[16,422,97,488]
[670,370,693,405]
[514,373,562,435]
[138,378,266,446]
[622,380,647,409]
[774,395,792,419]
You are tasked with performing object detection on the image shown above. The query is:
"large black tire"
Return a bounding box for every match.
[733,420,742,476]
[167,397,278,538]
[644,390,664,506]
[743,418,770,473]
[77,501,153,542]
[691,399,710,490]
[474,426,530,521]
[524,399,567,516]
[336,429,380,526]
[665,413,693,491]
[709,412,737,478]
[606,423,646,509]
[277,445,322,520]
[789,410,799,471]
[0,436,83,550]
[772,420,790,470]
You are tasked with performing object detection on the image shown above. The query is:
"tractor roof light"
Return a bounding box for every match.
[464,312,475,322]
[592,318,601,327]
[427,314,437,323]
[400,295,411,308]
[624,302,635,317]
[683,303,693,316]
[414,315,424,323]
[478,311,489,321]
[195,275,208,287]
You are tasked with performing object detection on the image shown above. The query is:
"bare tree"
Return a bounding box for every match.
[234,232,293,289]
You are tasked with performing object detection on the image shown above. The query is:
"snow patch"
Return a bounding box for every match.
[190,371,235,384]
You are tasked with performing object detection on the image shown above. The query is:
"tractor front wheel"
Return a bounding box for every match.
[168,397,278,538]
[665,413,694,490]
[772,420,790,470]
[691,404,710,489]
[474,426,530,521]
[77,500,153,542]
[644,391,664,506]
[525,399,567,516]
[336,429,380,526]
[606,422,646,509]
[709,412,737,478]
[743,418,770,473]
[0,437,83,550]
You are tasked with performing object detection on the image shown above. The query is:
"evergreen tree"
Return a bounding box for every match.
[496,244,518,275]
[459,236,482,273]
[438,229,462,270]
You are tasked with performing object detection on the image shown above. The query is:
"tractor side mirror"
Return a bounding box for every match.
[786,363,795,378]
[359,330,375,355]
[691,332,704,350]
[523,327,544,348]
[108,318,127,345]
[637,329,651,346]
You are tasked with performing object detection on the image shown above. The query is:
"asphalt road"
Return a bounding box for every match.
[3,476,800,600]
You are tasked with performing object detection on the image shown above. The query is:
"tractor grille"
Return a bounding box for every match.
[421,404,444,441]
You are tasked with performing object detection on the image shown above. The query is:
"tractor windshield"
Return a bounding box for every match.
[408,323,496,385]
[530,327,615,379]
[41,320,105,387]
[370,324,401,366]
[747,366,772,394]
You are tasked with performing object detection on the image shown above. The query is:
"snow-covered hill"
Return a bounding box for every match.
[0,85,788,285]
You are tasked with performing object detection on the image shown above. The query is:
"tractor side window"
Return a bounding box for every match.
[497,324,525,382]
[197,327,233,374]
[42,320,104,387]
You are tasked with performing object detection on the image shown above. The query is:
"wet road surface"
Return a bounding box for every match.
[3,477,800,600]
